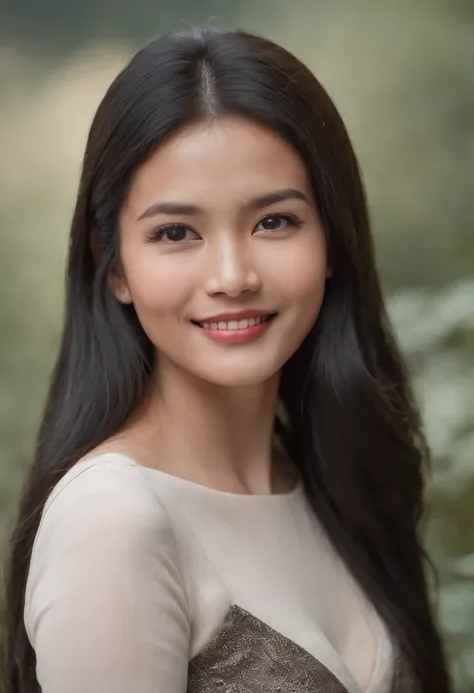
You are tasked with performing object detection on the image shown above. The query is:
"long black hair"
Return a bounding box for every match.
[1,28,451,693]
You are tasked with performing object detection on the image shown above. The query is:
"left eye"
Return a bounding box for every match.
[151,224,200,243]
[254,213,302,233]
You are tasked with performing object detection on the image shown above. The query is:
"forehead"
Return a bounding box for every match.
[124,116,312,213]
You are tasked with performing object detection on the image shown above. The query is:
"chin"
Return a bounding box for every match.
[194,362,281,390]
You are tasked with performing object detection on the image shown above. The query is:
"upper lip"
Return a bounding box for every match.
[195,310,275,323]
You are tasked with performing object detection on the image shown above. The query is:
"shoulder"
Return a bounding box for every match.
[25,453,189,634]
[32,453,179,565]
[43,453,163,518]
[25,455,193,675]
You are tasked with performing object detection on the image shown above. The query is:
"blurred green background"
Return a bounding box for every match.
[0,0,473,690]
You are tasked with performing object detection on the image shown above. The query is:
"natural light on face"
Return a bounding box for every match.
[115,115,330,388]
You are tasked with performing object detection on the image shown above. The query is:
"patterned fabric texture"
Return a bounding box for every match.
[188,604,414,693]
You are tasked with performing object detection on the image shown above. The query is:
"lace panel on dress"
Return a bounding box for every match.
[188,604,416,693]
[188,604,351,693]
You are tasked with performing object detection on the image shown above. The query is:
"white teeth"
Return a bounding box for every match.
[199,315,270,330]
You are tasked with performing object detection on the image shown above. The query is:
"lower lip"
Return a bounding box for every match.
[196,318,274,343]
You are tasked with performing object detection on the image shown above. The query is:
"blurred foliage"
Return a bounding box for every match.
[0,1,472,691]
[389,282,474,689]
[0,0,257,55]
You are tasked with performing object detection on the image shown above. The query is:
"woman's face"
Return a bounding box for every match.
[115,115,329,388]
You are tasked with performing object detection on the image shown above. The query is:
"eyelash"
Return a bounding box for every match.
[147,213,304,244]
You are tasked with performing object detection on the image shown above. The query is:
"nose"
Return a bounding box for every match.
[204,236,261,297]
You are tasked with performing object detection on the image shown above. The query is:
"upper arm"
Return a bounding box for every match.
[25,462,191,693]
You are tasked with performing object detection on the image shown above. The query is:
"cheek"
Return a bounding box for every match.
[121,248,195,319]
[266,232,328,302]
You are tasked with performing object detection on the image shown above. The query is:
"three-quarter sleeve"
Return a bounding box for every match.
[24,461,191,693]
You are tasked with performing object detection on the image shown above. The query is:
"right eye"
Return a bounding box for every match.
[149,224,200,244]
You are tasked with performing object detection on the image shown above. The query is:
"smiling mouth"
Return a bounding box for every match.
[193,314,276,331]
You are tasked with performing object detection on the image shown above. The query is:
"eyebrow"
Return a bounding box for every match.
[136,188,310,221]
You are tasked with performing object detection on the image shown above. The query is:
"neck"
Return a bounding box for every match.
[130,360,285,494]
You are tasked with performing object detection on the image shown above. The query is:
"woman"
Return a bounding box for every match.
[2,28,451,693]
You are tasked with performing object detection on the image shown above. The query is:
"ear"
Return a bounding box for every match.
[90,228,133,303]
[108,268,133,304]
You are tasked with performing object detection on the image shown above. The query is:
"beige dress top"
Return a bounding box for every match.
[24,453,394,693]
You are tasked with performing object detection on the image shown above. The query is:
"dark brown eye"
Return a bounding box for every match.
[261,215,283,230]
[151,224,200,243]
[255,213,302,233]
[163,226,188,242]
